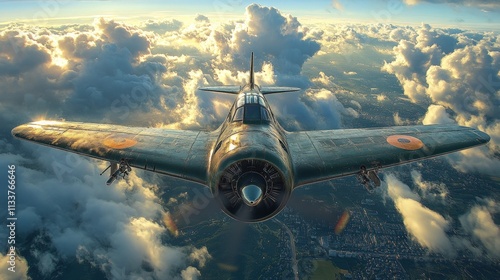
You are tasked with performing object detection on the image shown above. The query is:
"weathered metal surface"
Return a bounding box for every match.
[207,89,294,222]
[286,125,490,187]
[12,120,217,184]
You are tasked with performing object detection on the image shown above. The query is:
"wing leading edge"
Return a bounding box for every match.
[287,124,490,187]
[198,86,300,94]
[12,121,216,185]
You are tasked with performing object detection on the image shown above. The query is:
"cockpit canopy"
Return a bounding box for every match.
[232,92,271,124]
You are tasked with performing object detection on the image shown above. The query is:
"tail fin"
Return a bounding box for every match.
[249,52,301,94]
[199,52,254,94]
[199,51,301,94]
[249,52,255,89]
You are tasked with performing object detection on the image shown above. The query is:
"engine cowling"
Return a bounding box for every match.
[208,126,294,222]
[213,157,291,222]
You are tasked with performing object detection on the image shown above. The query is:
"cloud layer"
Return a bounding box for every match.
[384,173,455,256]
[1,146,210,279]
[459,200,500,258]
[404,0,500,10]
[382,23,500,175]
[382,173,500,259]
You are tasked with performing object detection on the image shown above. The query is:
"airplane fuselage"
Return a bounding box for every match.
[208,87,294,222]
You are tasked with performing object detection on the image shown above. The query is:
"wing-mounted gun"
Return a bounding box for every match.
[100,159,132,185]
[356,165,381,192]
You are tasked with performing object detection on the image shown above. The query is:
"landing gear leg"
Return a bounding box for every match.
[356,165,380,193]
[100,159,132,185]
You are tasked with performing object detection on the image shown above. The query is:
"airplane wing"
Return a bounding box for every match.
[259,87,300,94]
[286,124,490,187]
[12,121,216,185]
[198,86,242,94]
[198,86,300,94]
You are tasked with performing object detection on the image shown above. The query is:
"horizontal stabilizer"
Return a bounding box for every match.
[260,87,301,94]
[198,86,241,94]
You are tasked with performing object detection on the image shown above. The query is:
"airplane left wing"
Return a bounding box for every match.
[286,124,490,188]
[198,86,242,94]
[12,121,216,185]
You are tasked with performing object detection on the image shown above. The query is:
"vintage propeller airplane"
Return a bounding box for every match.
[12,53,490,222]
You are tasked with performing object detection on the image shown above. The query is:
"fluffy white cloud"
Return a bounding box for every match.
[194,14,210,23]
[382,23,462,103]
[383,173,500,259]
[0,253,29,280]
[0,31,51,76]
[422,104,455,125]
[382,23,500,174]
[384,173,421,202]
[411,170,449,202]
[397,198,455,255]
[202,4,320,87]
[376,94,387,102]
[393,112,412,125]
[189,246,211,268]
[181,266,201,280]
[311,71,336,88]
[37,252,57,276]
[447,146,500,176]
[271,88,358,130]
[459,200,500,258]
[213,61,276,86]
[141,19,183,33]
[96,18,151,57]
[383,173,455,256]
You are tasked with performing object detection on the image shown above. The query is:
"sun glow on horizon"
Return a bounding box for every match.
[0,1,499,31]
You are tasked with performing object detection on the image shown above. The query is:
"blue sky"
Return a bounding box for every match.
[0,0,499,29]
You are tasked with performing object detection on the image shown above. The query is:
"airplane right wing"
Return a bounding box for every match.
[12,121,217,185]
[259,87,300,94]
[286,124,490,187]
[198,86,242,94]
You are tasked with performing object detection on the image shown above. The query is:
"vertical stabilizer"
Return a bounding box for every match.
[249,52,255,89]
[198,51,300,94]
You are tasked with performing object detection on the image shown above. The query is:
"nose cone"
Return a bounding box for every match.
[241,185,263,206]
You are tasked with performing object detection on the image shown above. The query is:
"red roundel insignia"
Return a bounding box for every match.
[386,135,423,150]
[103,135,137,149]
